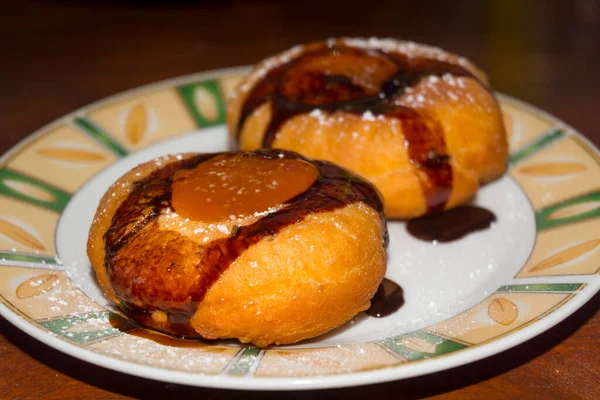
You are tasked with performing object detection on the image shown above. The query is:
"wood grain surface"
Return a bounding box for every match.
[1,0,599,398]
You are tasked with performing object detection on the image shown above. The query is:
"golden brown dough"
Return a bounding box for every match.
[87,149,387,347]
[227,37,508,219]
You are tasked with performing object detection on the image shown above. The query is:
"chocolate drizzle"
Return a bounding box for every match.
[236,41,486,213]
[103,149,387,337]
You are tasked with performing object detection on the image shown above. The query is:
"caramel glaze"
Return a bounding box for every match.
[103,149,387,338]
[236,42,488,213]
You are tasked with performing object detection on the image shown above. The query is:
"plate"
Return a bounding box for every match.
[1,67,599,390]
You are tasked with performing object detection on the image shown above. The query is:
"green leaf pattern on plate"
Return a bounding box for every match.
[382,331,467,361]
[39,311,134,344]
[0,169,71,212]
[177,80,227,127]
[73,117,129,157]
[509,128,565,165]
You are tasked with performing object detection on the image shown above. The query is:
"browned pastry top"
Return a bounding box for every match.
[233,38,489,214]
[102,149,386,336]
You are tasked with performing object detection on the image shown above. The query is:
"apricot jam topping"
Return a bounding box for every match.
[171,153,319,223]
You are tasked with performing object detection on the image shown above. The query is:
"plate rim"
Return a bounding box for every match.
[1,279,597,390]
[1,66,599,390]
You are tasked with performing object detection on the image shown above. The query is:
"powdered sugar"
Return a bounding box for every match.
[232,38,484,103]
[362,111,376,121]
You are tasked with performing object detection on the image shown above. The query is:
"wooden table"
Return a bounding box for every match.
[1,1,599,398]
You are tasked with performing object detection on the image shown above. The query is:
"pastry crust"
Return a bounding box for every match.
[227,37,508,219]
[87,150,387,347]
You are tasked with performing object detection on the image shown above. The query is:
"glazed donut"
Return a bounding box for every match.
[227,38,508,219]
[87,149,387,347]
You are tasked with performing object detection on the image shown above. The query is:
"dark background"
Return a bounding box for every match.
[1,0,599,398]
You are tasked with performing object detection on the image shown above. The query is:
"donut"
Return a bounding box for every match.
[87,149,387,347]
[227,37,508,219]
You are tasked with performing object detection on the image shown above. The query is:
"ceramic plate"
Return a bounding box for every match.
[1,67,599,390]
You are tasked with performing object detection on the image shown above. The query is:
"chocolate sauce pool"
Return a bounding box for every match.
[366,278,404,318]
[406,205,496,243]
